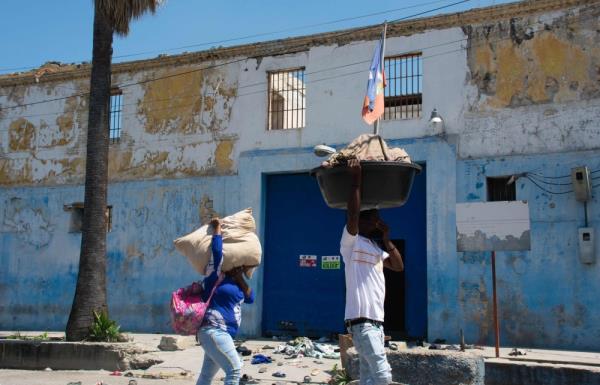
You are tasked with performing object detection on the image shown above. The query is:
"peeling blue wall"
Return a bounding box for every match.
[2,140,599,350]
[456,150,600,350]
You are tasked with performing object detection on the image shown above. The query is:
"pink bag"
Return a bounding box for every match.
[170,275,224,335]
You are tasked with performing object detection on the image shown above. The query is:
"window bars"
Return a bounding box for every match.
[268,68,306,130]
[384,53,422,120]
[109,89,123,143]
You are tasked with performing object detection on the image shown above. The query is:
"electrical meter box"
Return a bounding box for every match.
[579,227,595,264]
[571,166,591,202]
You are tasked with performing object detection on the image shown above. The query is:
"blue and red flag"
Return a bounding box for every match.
[362,31,386,125]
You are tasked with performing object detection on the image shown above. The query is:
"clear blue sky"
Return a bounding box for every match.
[0,0,516,75]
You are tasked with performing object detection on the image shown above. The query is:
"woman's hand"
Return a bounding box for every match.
[210,217,222,235]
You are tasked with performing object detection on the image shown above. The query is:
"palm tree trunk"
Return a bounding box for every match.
[66,2,113,341]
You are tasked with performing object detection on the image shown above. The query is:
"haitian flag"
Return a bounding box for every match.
[361,32,386,125]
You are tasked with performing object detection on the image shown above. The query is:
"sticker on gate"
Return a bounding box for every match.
[321,255,341,270]
[299,255,317,267]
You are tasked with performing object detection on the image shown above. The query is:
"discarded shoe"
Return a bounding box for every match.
[237,345,252,356]
[304,375,311,383]
[273,371,286,378]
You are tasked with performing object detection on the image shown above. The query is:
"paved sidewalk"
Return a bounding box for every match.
[0,332,341,385]
[1,332,599,385]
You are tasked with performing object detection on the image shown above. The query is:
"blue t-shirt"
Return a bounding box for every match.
[201,235,254,337]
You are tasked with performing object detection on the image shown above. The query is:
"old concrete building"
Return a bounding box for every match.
[1,0,599,350]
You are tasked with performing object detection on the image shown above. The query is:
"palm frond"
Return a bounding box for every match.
[95,0,163,36]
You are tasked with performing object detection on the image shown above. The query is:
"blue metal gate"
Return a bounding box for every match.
[263,168,427,338]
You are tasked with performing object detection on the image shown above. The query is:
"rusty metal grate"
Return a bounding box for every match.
[268,68,306,130]
[384,53,422,120]
[109,89,123,143]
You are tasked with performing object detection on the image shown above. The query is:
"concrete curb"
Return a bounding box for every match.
[485,360,600,385]
[0,339,163,371]
[346,348,485,385]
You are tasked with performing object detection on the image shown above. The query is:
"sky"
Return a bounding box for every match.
[0,0,517,75]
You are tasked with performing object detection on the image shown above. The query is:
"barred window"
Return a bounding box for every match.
[109,88,123,143]
[384,53,422,120]
[268,68,306,130]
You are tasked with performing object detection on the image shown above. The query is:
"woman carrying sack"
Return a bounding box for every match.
[196,217,255,385]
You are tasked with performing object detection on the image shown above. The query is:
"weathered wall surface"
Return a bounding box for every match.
[460,3,600,158]
[0,65,238,186]
[456,150,600,350]
[453,3,600,350]
[1,0,599,349]
[0,176,241,332]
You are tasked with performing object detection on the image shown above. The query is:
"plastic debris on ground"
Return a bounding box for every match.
[251,354,273,364]
[274,336,340,359]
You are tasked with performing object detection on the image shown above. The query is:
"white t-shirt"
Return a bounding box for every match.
[340,226,389,322]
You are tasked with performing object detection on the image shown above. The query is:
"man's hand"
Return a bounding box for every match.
[376,219,390,241]
[348,158,361,180]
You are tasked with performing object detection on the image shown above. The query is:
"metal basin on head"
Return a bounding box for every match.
[310,161,422,210]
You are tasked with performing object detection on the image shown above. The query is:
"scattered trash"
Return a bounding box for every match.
[389,343,399,351]
[44,367,52,371]
[241,378,259,384]
[429,344,442,350]
[304,375,312,383]
[314,360,324,364]
[237,345,252,356]
[110,371,122,376]
[124,372,134,377]
[509,348,526,356]
[273,371,286,378]
[66,382,82,385]
[259,367,268,373]
[275,337,340,359]
[252,354,273,364]
[311,369,320,376]
[262,345,275,350]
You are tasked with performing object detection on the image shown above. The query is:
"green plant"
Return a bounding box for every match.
[32,332,49,341]
[6,331,23,340]
[328,364,353,385]
[6,331,49,341]
[88,311,120,342]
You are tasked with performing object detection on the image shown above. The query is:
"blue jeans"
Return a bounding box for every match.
[196,326,241,385]
[348,322,392,385]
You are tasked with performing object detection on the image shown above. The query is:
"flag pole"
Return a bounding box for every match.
[374,22,387,136]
